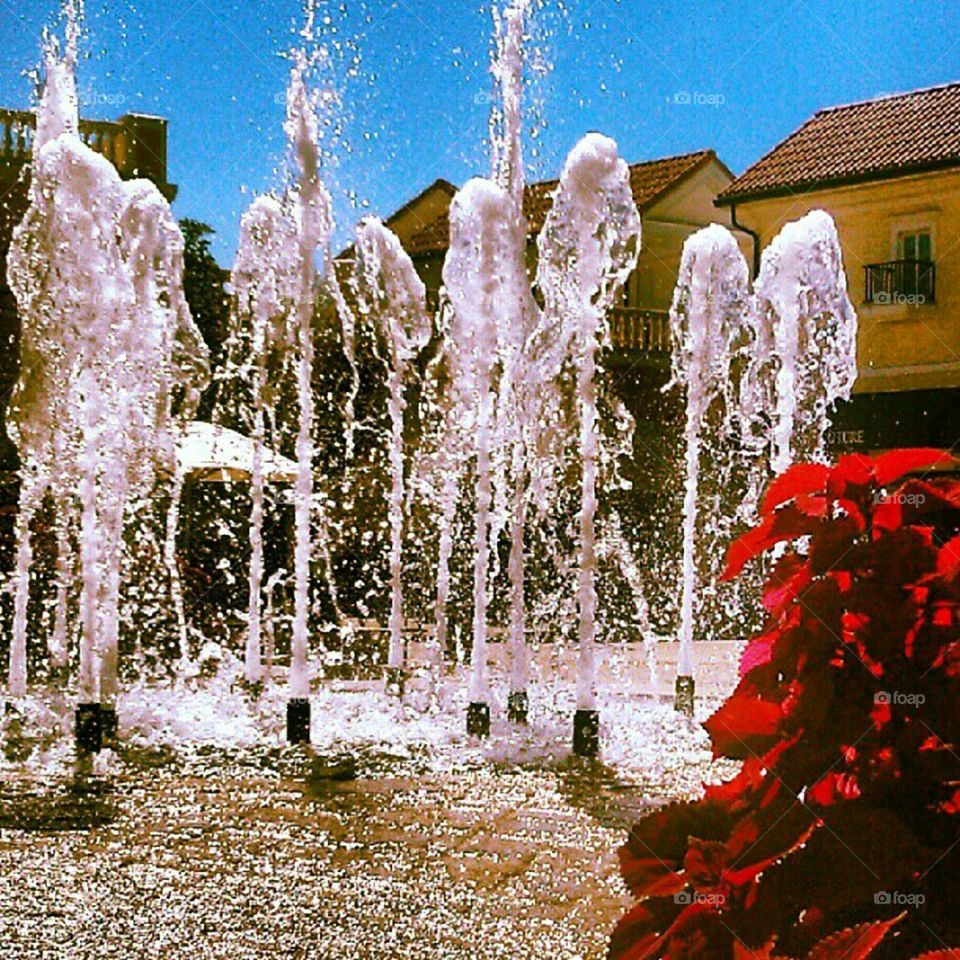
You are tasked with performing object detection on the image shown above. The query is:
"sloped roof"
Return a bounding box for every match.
[385,177,457,229]
[405,149,720,256]
[717,81,960,205]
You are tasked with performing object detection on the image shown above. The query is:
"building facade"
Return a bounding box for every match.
[377,149,749,491]
[716,81,960,456]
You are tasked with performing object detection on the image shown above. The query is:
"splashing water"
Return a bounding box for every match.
[536,133,640,711]
[230,194,300,684]
[224,5,338,697]
[744,210,858,476]
[667,225,750,681]
[286,51,334,703]
[443,178,514,708]
[1,0,865,769]
[488,0,543,703]
[6,0,208,702]
[350,218,430,672]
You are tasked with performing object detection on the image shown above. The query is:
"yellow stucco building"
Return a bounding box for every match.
[717,81,960,453]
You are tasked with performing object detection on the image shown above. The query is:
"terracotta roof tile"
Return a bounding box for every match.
[405,149,716,256]
[717,81,960,204]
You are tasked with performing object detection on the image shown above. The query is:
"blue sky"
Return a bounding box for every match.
[2,0,957,263]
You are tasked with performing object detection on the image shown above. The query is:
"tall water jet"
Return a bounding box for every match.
[744,210,858,475]
[350,217,430,692]
[443,179,514,738]
[6,0,208,747]
[116,181,208,657]
[229,9,334,742]
[488,0,540,725]
[231,196,299,688]
[6,5,87,705]
[667,225,750,714]
[537,133,640,756]
[286,51,333,743]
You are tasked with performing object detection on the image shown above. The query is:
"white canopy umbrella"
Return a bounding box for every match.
[176,421,298,484]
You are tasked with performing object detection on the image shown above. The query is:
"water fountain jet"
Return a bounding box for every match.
[350,217,430,695]
[667,224,750,714]
[7,0,208,750]
[536,133,640,755]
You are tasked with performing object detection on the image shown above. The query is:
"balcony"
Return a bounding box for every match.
[0,108,176,200]
[609,308,671,356]
[418,297,671,361]
[864,259,936,306]
[1,108,127,169]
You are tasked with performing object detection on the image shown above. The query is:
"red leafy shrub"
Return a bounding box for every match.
[611,450,960,960]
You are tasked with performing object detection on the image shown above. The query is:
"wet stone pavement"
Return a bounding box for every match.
[0,745,701,960]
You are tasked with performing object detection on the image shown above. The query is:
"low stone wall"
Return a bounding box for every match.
[404,639,744,701]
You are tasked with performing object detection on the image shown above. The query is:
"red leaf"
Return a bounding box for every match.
[763,552,813,614]
[874,479,960,532]
[937,536,960,579]
[609,898,680,960]
[704,738,797,812]
[827,455,876,499]
[874,448,955,486]
[740,633,777,676]
[809,515,861,574]
[704,677,783,759]
[806,771,861,806]
[753,804,928,916]
[618,801,733,898]
[683,837,729,891]
[806,916,902,960]
[609,900,725,960]
[723,506,822,581]
[762,463,831,515]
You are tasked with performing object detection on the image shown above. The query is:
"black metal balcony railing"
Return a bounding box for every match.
[0,108,127,170]
[422,295,671,358]
[609,308,671,354]
[864,259,936,305]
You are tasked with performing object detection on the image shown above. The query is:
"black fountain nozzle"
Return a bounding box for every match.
[675,675,695,717]
[507,690,528,724]
[75,703,103,755]
[286,698,311,744]
[384,666,406,698]
[573,708,600,757]
[100,704,118,743]
[466,701,490,738]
